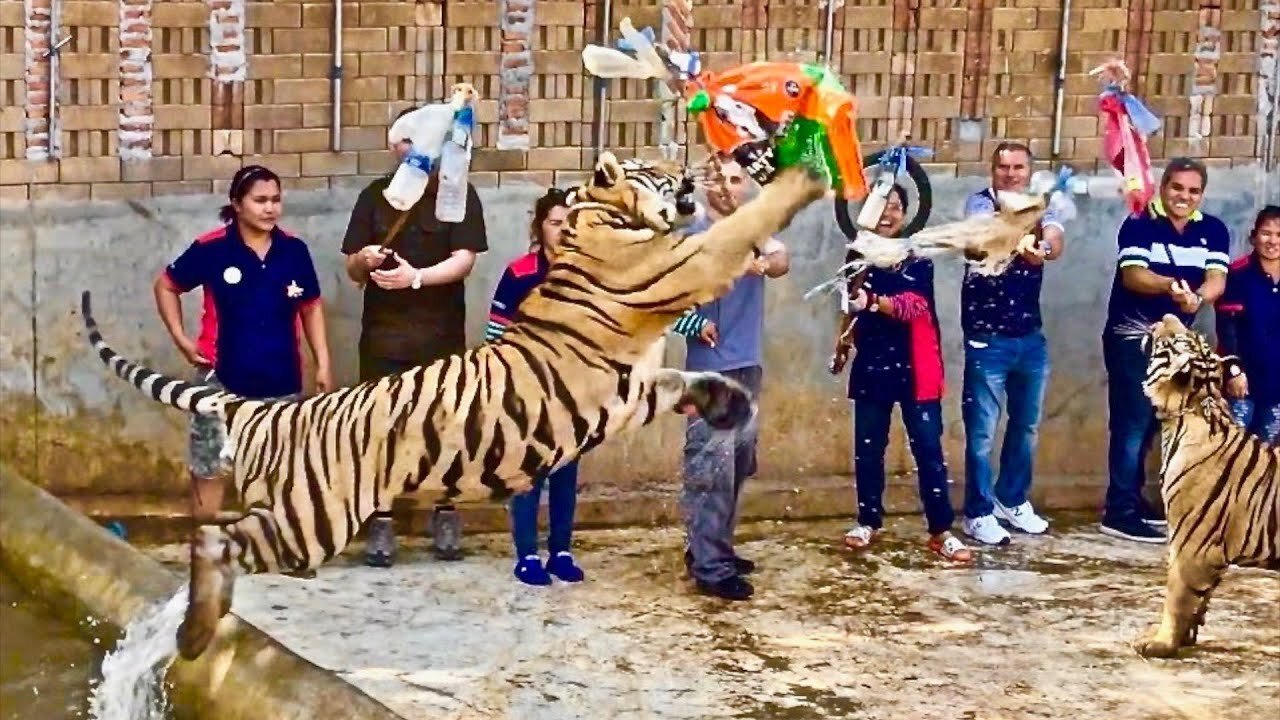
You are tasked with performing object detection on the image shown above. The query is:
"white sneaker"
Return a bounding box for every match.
[994,500,1049,534]
[963,514,1012,546]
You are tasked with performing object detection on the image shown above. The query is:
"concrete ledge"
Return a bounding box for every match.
[60,472,1109,546]
[0,464,404,720]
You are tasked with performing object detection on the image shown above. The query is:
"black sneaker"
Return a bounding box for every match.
[1137,498,1168,528]
[1100,515,1166,544]
[683,550,755,576]
[695,575,754,601]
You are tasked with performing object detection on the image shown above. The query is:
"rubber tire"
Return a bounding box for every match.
[834,149,933,241]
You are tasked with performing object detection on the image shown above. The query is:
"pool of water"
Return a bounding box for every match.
[0,568,100,720]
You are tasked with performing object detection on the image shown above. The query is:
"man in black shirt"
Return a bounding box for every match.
[342,109,489,566]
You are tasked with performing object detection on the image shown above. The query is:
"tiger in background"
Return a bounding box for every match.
[1136,313,1279,659]
[81,152,828,661]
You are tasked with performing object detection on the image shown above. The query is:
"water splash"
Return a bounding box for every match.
[88,588,186,720]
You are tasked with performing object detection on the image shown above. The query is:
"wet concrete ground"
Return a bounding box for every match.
[146,514,1279,720]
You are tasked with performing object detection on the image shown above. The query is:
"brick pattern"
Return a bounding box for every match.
[118,0,153,160]
[497,0,532,150]
[0,0,1273,203]
[1261,3,1280,160]
[23,0,51,160]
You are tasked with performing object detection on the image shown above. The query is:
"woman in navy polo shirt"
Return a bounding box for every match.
[1217,205,1280,444]
[486,188,587,586]
[830,184,973,563]
[153,164,333,522]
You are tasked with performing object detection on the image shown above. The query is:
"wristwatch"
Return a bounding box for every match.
[410,269,423,290]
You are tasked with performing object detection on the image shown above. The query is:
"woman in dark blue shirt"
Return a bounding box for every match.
[830,185,972,563]
[1217,205,1280,444]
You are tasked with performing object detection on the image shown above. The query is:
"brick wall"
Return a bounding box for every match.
[0,0,1273,204]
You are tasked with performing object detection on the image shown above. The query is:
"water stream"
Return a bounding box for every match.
[86,589,185,720]
[0,567,183,720]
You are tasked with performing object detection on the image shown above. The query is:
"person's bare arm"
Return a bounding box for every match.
[153,274,208,366]
[420,249,478,285]
[1197,269,1227,304]
[1121,266,1178,296]
[1042,224,1065,262]
[298,299,333,392]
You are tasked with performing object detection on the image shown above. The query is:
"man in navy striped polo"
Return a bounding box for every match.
[1100,157,1229,542]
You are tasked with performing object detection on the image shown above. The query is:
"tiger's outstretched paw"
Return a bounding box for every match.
[176,526,237,661]
[681,372,754,431]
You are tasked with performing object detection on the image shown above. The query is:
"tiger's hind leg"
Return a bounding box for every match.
[176,507,310,660]
[1137,559,1225,659]
[176,524,241,660]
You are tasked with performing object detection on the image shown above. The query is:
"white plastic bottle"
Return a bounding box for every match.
[435,106,475,223]
[383,149,434,212]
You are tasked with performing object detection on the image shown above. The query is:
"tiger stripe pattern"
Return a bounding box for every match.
[1136,314,1279,659]
[81,152,828,660]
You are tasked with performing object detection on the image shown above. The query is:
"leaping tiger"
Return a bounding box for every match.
[1136,314,1279,659]
[81,152,828,660]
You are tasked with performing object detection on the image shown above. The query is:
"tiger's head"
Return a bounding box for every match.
[568,152,699,236]
[1142,314,1239,419]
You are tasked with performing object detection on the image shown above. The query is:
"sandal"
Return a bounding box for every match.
[928,532,973,563]
[843,524,880,550]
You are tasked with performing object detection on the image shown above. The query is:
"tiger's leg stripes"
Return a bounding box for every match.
[1137,558,1226,658]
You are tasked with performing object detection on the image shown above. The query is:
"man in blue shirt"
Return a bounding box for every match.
[671,158,788,601]
[1216,205,1280,444]
[1101,157,1229,542]
[959,142,1067,547]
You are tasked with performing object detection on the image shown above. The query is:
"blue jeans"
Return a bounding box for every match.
[853,397,954,535]
[1230,398,1280,445]
[1102,332,1159,522]
[508,461,579,558]
[961,331,1050,519]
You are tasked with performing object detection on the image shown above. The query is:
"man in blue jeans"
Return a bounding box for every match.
[672,158,789,601]
[1101,157,1229,542]
[960,142,1067,546]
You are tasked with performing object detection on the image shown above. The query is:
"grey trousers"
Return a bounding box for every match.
[680,365,762,583]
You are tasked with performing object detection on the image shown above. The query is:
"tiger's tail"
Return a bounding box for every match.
[81,291,235,418]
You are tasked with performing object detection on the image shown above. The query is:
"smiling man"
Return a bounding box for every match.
[1100,157,1229,543]
[958,142,1067,548]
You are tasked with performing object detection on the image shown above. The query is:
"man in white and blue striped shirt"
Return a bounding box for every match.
[1100,157,1229,543]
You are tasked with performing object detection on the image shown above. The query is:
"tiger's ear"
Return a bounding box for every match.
[593,152,625,189]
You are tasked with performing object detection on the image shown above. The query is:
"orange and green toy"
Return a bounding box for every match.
[580,19,869,201]
[683,62,869,202]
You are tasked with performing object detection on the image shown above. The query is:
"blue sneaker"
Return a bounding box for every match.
[545,551,585,583]
[513,555,551,586]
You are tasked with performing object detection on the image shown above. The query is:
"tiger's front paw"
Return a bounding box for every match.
[680,373,754,431]
[1135,636,1181,659]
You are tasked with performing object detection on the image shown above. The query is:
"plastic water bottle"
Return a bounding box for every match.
[383,148,434,212]
[435,107,474,223]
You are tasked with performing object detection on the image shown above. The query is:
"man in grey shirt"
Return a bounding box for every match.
[671,158,789,600]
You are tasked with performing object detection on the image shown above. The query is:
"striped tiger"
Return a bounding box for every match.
[1136,314,1279,659]
[81,152,827,660]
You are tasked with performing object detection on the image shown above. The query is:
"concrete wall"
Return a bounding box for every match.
[0,167,1273,501]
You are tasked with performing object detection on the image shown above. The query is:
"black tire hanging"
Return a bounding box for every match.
[833,149,933,241]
